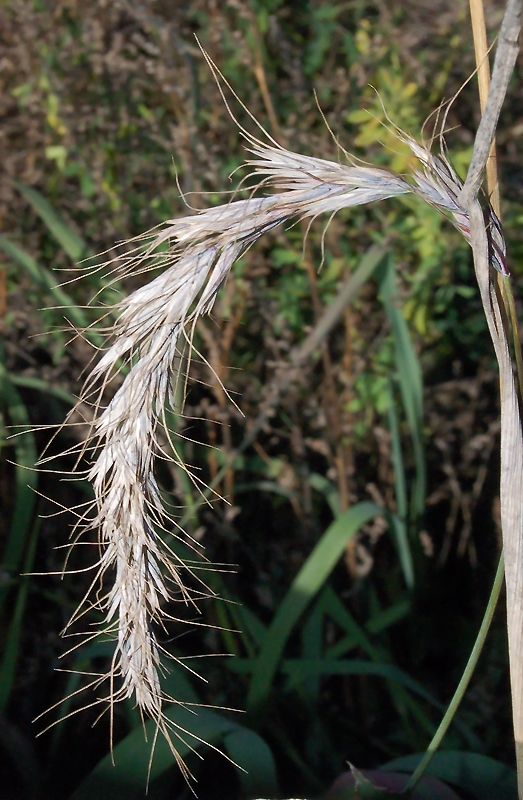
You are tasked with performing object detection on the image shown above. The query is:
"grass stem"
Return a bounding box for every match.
[469,0,523,403]
[406,553,505,791]
[469,7,523,791]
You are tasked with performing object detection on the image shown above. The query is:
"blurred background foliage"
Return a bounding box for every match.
[0,0,522,798]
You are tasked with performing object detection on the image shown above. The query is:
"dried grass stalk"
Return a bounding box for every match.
[55,110,509,767]
[461,0,522,784]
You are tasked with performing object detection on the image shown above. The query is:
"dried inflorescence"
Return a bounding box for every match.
[54,114,506,763]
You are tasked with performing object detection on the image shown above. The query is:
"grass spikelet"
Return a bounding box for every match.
[52,84,508,777]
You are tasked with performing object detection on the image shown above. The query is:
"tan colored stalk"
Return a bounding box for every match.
[465,0,523,791]
[469,0,500,211]
[469,0,523,401]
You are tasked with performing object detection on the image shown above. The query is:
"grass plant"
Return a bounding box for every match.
[44,19,521,791]
[1,1,522,798]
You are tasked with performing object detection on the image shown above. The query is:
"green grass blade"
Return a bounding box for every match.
[13,181,126,310]
[386,511,415,589]
[235,479,298,503]
[279,656,445,740]
[282,658,440,706]
[407,554,505,789]
[0,520,39,712]
[301,602,323,705]
[321,585,379,660]
[308,472,341,517]
[0,359,38,606]
[378,255,426,525]
[13,180,91,262]
[0,235,91,334]
[233,602,268,653]
[379,255,423,432]
[316,586,438,738]
[214,596,244,657]
[245,500,384,716]
[223,728,279,798]
[366,598,411,634]
[11,374,78,406]
[387,378,408,520]
[350,367,414,588]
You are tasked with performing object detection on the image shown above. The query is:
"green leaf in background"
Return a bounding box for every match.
[378,255,426,527]
[0,348,41,713]
[381,751,517,800]
[223,728,279,799]
[69,704,278,800]
[0,522,40,713]
[13,179,91,263]
[0,234,91,334]
[245,501,385,717]
[0,357,38,604]
[10,374,78,406]
[325,767,463,799]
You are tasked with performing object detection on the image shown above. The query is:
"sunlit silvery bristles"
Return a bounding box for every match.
[63,119,506,759]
